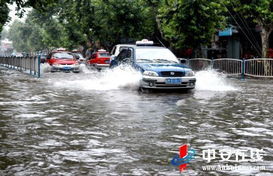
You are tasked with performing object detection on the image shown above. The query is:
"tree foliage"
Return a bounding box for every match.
[0,0,55,32]
[3,0,273,57]
[230,0,273,57]
[8,10,69,52]
[158,0,227,53]
[0,2,10,32]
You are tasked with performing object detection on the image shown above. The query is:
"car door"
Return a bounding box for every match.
[89,53,97,64]
[118,48,134,63]
[110,48,134,67]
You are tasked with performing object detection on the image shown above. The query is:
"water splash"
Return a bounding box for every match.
[195,69,238,91]
[41,63,51,73]
[47,64,237,92]
[52,65,142,91]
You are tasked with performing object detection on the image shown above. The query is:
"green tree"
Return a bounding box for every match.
[8,20,30,52]
[93,0,155,47]
[0,2,9,32]
[31,0,156,51]
[158,0,227,56]
[1,28,9,39]
[28,10,71,49]
[231,0,273,57]
[0,0,55,32]
[8,10,69,53]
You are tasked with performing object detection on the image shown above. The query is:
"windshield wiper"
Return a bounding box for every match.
[154,59,177,63]
[137,59,154,63]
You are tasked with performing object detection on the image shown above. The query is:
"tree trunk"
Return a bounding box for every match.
[260,27,272,58]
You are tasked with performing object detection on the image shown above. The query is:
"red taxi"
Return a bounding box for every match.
[47,50,80,73]
[87,49,111,69]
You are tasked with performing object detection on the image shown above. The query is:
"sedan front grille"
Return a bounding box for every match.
[160,71,185,77]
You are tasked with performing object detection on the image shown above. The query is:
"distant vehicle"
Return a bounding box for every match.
[16,53,24,57]
[37,54,47,63]
[11,52,23,57]
[47,51,80,73]
[110,39,196,90]
[87,49,111,69]
[71,52,86,64]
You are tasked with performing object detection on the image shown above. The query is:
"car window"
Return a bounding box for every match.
[99,53,111,57]
[53,52,74,59]
[119,47,129,52]
[74,53,84,58]
[116,48,133,62]
[111,46,116,55]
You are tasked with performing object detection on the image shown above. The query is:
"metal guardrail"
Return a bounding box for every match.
[245,58,273,78]
[188,58,212,71]
[0,56,41,78]
[213,58,242,75]
[182,58,273,78]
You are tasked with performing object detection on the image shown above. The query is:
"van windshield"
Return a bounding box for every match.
[136,48,179,63]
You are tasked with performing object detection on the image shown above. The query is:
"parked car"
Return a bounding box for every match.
[86,49,111,69]
[110,39,196,90]
[71,51,86,64]
[47,51,80,73]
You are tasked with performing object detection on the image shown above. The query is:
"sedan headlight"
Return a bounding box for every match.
[143,71,159,77]
[185,70,195,77]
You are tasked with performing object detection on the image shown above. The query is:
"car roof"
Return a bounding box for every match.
[115,44,166,50]
[51,51,71,54]
[116,44,135,46]
[135,46,166,49]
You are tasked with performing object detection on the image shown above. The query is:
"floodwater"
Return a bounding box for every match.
[0,65,272,176]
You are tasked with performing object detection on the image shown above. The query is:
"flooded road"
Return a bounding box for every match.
[0,66,273,176]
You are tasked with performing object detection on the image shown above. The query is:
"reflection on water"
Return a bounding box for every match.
[0,66,273,176]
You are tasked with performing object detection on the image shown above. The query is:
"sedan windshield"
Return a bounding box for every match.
[74,53,84,59]
[53,52,74,59]
[99,53,111,57]
[136,48,179,63]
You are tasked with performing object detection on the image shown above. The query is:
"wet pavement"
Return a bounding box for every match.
[0,66,273,176]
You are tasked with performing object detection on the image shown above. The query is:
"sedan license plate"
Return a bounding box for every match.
[165,78,181,84]
[63,67,71,70]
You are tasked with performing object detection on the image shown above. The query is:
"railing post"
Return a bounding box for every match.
[29,57,32,75]
[34,57,36,76]
[38,55,41,78]
[241,58,245,80]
